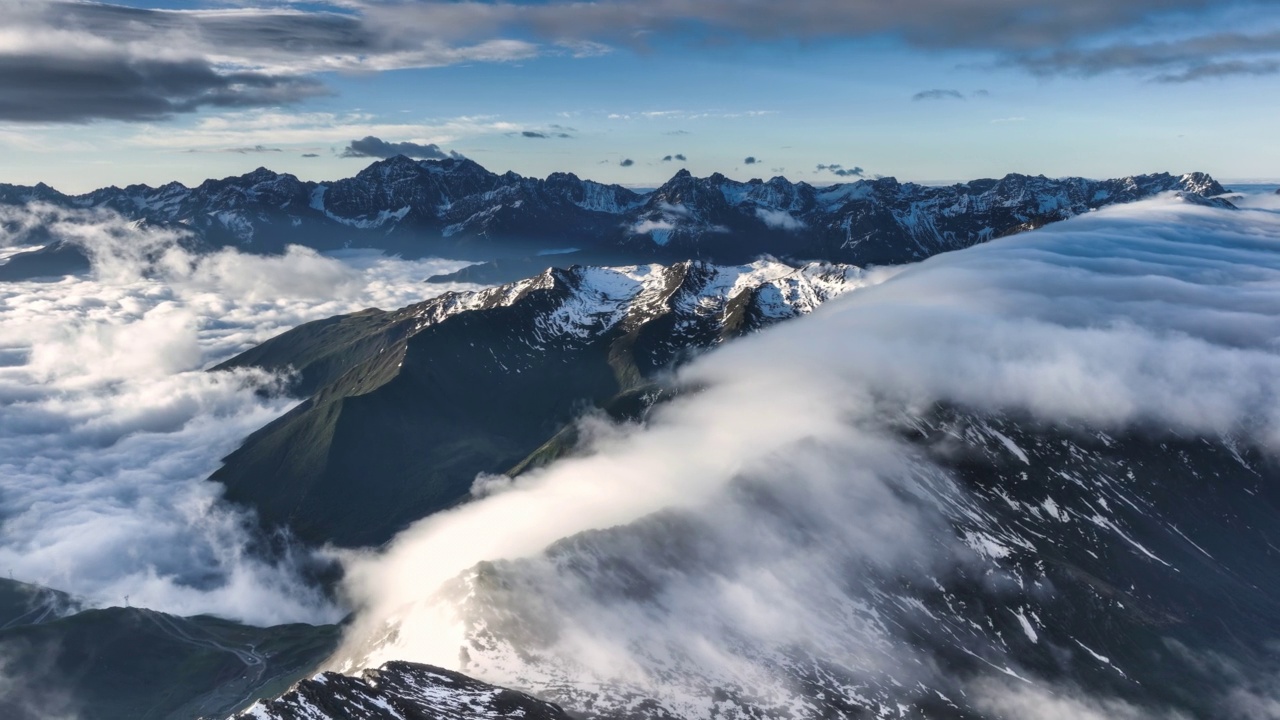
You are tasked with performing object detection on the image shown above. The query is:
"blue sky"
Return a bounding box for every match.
[2,1,1279,193]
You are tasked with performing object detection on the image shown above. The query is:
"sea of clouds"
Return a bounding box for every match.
[0,205,479,625]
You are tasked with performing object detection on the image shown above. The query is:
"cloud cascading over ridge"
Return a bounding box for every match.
[331,191,1280,715]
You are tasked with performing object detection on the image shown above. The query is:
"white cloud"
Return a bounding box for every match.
[970,678,1189,720]
[631,218,675,234]
[754,207,806,230]
[0,205,479,625]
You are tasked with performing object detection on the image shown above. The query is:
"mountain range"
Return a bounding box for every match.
[0,157,1228,282]
[0,160,1265,720]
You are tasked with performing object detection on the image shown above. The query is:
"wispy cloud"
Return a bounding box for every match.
[186,144,284,155]
[122,111,519,152]
[1010,30,1280,81]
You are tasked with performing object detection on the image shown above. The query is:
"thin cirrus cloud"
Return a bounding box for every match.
[1,0,1274,124]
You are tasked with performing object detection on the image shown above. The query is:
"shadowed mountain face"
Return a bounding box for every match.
[0,579,340,720]
[0,157,1228,281]
[212,260,864,547]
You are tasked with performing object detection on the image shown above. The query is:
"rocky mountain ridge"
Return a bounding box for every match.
[212,258,867,547]
[0,157,1229,281]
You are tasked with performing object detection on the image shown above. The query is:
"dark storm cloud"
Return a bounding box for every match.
[619,158,635,167]
[340,136,462,160]
[0,54,326,123]
[817,163,864,177]
[912,88,965,101]
[744,156,759,165]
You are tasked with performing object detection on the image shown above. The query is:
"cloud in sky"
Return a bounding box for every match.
[744,156,759,164]
[1011,30,1280,80]
[912,88,966,101]
[0,54,327,123]
[619,158,635,167]
[661,153,687,162]
[1155,58,1280,83]
[816,162,864,177]
[333,193,1280,715]
[340,136,462,160]
[119,111,521,156]
[520,130,572,138]
[0,1,1270,124]
[186,145,283,155]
